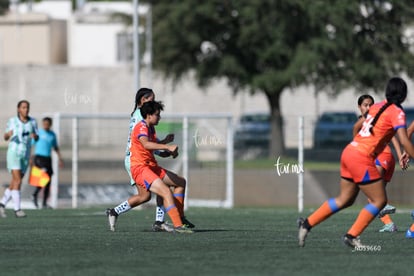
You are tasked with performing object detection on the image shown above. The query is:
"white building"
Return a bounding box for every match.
[68,2,150,67]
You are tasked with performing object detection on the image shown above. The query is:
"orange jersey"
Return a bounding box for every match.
[129,120,158,167]
[352,100,406,157]
[382,144,392,154]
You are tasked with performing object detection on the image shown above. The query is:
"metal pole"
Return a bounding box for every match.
[146,4,152,87]
[226,117,234,208]
[50,113,60,209]
[72,117,78,208]
[182,116,189,210]
[298,116,304,213]
[133,0,140,91]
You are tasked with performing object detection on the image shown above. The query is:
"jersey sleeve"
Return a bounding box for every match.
[134,122,149,140]
[391,107,406,130]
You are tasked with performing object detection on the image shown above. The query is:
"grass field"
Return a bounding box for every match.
[0,207,413,276]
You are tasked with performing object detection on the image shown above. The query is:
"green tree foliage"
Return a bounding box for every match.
[150,0,414,156]
[0,0,9,15]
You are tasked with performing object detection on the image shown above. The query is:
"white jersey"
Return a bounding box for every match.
[5,116,38,158]
[125,109,142,157]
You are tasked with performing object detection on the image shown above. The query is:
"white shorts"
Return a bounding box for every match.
[7,148,29,174]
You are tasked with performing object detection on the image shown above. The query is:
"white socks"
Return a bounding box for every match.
[11,190,21,211]
[114,200,131,215]
[0,188,12,206]
[155,206,166,222]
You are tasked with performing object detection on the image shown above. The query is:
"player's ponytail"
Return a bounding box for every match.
[131,88,154,116]
[369,102,392,134]
[370,77,407,134]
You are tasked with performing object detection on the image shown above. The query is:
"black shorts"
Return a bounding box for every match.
[34,155,53,176]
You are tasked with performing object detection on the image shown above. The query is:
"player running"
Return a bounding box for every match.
[0,100,38,218]
[354,94,404,232]
[298,77,414,248]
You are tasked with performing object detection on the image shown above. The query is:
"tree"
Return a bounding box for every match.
[150,0,414,157]
[0,0,9,15]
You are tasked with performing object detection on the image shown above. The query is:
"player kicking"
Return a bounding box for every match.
[106,101,194,233]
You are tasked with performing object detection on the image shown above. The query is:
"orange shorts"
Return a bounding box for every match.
[131,165,166,190]
[375,151,395,183]
[340,144,382,184]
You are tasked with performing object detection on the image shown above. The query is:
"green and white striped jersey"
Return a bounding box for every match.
[5,116,38,157]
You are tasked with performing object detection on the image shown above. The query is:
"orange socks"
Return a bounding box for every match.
[307,198,340,227]
[380,214,393,225]
[410,223,414,232]
[173,193,185,217]
[347,203,380,237]
[165,204,182,227]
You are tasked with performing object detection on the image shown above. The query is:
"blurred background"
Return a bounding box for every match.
[1,0,414,209]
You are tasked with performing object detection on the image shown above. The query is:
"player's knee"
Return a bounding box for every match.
[335,196,356,209]
[374,199,387,210]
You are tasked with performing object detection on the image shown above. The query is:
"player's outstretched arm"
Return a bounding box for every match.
[407,121,414,140]
[397,127,414,159]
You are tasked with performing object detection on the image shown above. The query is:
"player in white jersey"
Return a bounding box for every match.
[123,88,176,232]
[0,100,38,218]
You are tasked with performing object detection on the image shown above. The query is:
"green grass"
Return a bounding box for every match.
[0,207,412,276]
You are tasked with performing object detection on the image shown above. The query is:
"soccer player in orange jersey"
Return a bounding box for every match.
[124,88,175,232]
[106,101,194,233]
[298,77,414,248]
[354,95,405,233]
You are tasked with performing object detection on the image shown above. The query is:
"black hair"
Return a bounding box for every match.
[17,100,30,108]
[16,100,30,118]
[131,88,154,116]
[357,94,374,106]
[370,77,407,133]
[140,101,164,119]
[357,94,374,118]
[42,117,53,125]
